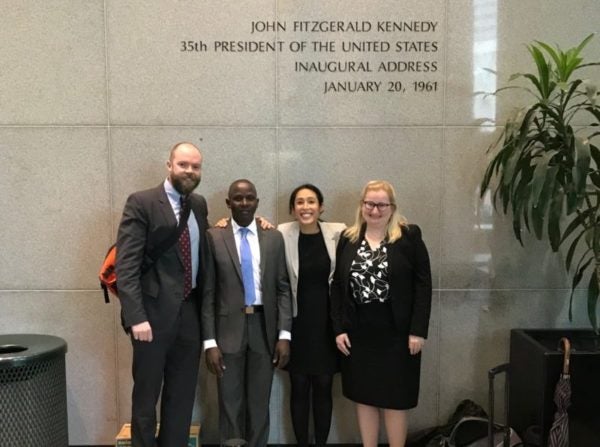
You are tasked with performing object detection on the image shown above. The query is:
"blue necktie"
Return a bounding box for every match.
[239,227,256,306]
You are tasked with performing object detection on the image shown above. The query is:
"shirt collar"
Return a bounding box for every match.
[231,218,258,235]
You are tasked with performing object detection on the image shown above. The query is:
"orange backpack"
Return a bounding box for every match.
[99,244,118,303]
[99,198,192,303]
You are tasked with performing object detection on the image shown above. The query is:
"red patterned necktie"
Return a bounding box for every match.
[179,197,192,299]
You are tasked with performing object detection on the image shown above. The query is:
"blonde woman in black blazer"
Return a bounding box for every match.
[277,184,345,447]
[331,180,432,447]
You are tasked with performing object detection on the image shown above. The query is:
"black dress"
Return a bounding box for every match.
[287,232,338,374]
[340,239,420,410]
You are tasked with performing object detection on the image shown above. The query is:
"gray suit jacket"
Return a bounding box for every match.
[116,183,209,331]
[277,221,346,317]
[201,221,292,354]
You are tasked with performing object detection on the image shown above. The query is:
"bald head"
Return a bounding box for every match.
[169,142,202,162]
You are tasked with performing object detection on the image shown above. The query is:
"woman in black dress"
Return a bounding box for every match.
[278,184,346,447]
[331,180,432,447]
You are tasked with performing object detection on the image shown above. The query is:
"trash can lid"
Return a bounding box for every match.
[0,334,67,368]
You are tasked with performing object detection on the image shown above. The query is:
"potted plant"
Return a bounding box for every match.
[480,34,600,331]
[480,35,600,445]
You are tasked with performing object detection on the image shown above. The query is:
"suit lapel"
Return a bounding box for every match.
[156,184,184,266]
[156,184,178,227]
[342,238,360,284]
[257,225,267,281]
[287,223,300,279]
[223,225,243,281]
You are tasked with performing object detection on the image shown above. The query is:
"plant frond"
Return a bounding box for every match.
[587,270,599,332]
[565,226,590,271]
[548,185,564,250]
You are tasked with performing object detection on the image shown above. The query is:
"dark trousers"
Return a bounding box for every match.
[218,313,274,447]
[131,299,201,447]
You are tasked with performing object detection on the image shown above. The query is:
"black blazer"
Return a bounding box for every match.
[330,224,432,338]
[116,183,209,331]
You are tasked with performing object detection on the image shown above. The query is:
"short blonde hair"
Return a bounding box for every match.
[345,180,408,243]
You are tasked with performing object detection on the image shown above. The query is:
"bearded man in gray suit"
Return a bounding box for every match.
[202,179,292,447]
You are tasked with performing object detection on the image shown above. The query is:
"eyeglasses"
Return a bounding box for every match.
[363,201,393,211]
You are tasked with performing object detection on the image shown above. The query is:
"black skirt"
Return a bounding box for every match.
[341,301,421,409]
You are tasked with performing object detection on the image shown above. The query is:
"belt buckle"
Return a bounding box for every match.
[243,306,255,315]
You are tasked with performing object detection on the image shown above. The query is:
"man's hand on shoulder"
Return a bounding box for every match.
[272,340,290,369]
[131,321,153,342]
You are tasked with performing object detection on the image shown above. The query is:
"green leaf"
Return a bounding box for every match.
[588,269,599,332]
[569,287,575,321]
[507,72,524,82]
[572,253,593,290]
[521,74,544,98]
[590,171,600,188]
[575,33,595,55]
[528,45,551,98]
[576,61,600,71]
[589,138,600,152]
[565,56,584,80]
[511,177,534,244]
[561,207,596,244]
[536,40,562,72]
[532,151,559,205]
[548,187,564,250]
[502,145,523,187]
[531,200,544,240]
[562,79,583,108]
[565,226,589,271]
[569,251,593,320]
[574,137,591,196]
[512,217,524,246]
[493,85,535,97]
[522,186,532,233]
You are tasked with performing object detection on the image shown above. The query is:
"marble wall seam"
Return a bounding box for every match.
[102,1,121,431]
[434,289,442,425]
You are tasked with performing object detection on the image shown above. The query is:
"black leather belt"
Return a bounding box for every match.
[242,305,264,314]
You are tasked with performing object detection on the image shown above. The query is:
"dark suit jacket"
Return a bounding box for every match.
[331,224,432,338]
[116,183,209,332]
[201,221,292,354]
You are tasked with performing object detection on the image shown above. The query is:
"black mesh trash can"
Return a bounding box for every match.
[0,334,68,447]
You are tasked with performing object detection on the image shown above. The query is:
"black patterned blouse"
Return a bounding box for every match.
[349,239,390,304]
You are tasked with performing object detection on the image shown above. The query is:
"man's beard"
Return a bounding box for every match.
[171,173,201,195]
